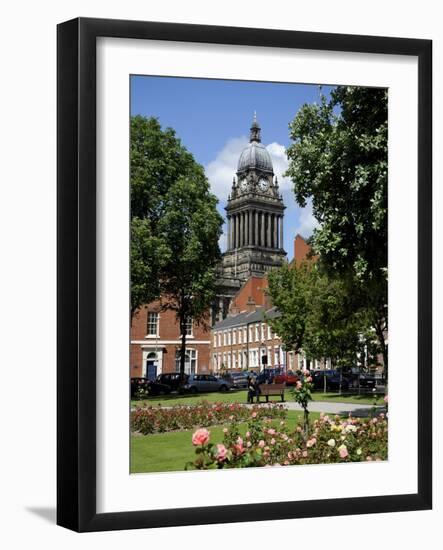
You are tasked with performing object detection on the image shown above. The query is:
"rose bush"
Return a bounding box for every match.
[186,411,388,469]
[131,401,286,435]
[292,369,314,433]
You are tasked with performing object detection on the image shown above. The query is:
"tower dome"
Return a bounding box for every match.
[237,114,274,175]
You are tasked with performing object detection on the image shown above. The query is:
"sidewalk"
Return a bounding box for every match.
[281,400,385,417]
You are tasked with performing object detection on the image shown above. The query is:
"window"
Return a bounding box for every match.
[223,331,227,346]
[213,332,217,348]
[243,327,247,343]
[238,328,242,344]
[249,326,253,342]
[232,329,236,345]
[255,324,259,342]
[227,330,231,346]
[175,348,197,374]
[267,325,272,340]
[183,317,193,336]
[147,312,159,336]
[218,332,222,347]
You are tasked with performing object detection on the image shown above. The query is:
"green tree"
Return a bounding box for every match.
[266,262,313,355]
[130,115,211,315]
[303,272,362,366]
[285,86,388,378]
[130,115,223,374]
[158,177,223,375]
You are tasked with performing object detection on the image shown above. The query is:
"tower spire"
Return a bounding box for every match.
[249,112,261,143]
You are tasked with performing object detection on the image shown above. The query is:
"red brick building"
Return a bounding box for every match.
[210,235,317,374]
[130,302,211,380]
[130,234,322,379]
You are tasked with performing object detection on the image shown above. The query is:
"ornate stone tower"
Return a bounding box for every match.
[220,114,286,285]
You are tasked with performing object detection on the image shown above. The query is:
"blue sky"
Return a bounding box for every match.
[131,75,333,259]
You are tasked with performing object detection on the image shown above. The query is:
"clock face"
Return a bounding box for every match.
[258,178,269,191]
[239,178,249,191]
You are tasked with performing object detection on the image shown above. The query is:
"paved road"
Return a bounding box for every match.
[281,400,385,417]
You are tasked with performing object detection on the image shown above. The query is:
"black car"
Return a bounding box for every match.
[146,372,191,395]
[358,372,378,389]
[312,370,350,391]
[256,368,283,385]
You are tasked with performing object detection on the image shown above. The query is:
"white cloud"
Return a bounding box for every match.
[265,142,292,191]
[205,137,292,202]
[218,230,227,253]
[205,136,248,201]
[295,201,319,238]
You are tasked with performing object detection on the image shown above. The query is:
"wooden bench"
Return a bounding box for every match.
[257,383,286,403]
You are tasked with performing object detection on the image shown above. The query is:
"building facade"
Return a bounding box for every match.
[130,302,211,379]
[216,115,287,316]
[211,234,324,374]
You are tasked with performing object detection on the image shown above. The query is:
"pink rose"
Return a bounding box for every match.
[302,450,308,458]
[306,437,316,448]
[338,444,348,459]
[296,381,302,390]
[251,412,257,418]
[245,431,251,438]
[192,428,210,446]
[216,443,227,461]
[258,440,265,448]
[270,438,276,445]
[268,428,276,435]
[306,376,312,383]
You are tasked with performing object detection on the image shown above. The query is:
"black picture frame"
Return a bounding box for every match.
[57,17,432,532]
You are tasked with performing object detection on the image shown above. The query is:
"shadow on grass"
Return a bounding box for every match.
[312,391,383,401]
[132,389,246,404]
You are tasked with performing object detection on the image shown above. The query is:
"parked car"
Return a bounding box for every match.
[256,368,283,385]
[221,371,248,389]
[358,372,378,389]
[273,370,299,386]
[156,372,189,392]
[181,374,232,394]
[311,370,350,391]
[131,377,151,398]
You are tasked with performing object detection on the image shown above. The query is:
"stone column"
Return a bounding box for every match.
[233,215,237,248]
[273,213,278,249]
[249,210,253,246]
[279,215,283,250]
[227,216,231,250]
[261,212,265,247]
[241,212,245,247]
[254,210,259,246]
[246,211,250,245]
[267,213,272,248]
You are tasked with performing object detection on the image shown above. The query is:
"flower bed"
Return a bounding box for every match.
[131,401,286,435]
[186,412,388,469]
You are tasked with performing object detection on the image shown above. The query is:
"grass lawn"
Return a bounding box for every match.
[131,410,321,473]
[131,389,385,409]
[311,392,385,405]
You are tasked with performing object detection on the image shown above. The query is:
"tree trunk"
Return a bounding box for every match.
[303,407,309,436]
[179,314,187,376]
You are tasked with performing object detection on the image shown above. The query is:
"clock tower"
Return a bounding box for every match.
[219,114,286,289]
